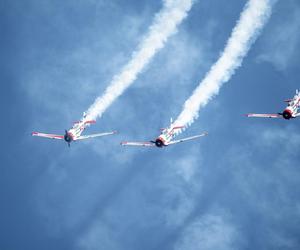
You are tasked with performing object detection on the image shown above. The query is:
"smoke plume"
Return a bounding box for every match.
[173,0,273,131]
[85,0,193,121]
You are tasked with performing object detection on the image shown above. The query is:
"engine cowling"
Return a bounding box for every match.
[155,139,164,148]
[64,131,73,143]
[282,109,292,120]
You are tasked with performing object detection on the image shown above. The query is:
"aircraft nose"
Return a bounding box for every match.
[64,132,72,142]
[282,109,292,119]
[155,139,164,147]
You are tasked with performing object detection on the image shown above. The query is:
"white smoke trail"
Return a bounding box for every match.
[173,0,273,131]
[84,0,193,121]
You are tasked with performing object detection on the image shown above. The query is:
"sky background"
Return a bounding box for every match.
[1,0,300,249]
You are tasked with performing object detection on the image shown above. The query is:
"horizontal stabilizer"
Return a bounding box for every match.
[32,132,64,140]
[84,120,96,124]
[172,126,185,130]
[73,120,96,125]
[75,131,117,140]
[284,99,292,103]
[160,125,184,131]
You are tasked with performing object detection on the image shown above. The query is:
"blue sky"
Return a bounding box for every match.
[1,0,300,249]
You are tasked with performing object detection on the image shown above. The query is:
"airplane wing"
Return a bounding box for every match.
[75,131,117,140]
[32,132,64,139]
[168,132,208,145]
[120,141,155,147]
[246,113,282,118]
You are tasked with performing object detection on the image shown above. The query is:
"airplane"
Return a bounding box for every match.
[120,118,208,148]
[32,113,117,147]
[246,89,300,120]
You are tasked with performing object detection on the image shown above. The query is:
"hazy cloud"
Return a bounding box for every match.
[174,214,239,250]
[256,1,300,71]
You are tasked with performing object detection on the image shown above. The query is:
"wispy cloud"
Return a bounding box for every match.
[222,124,300,249]
[256,2,300,71]
[174,214,239,250]
[76,147,204,250]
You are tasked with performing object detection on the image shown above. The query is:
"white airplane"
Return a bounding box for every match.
[32,113,117,147]
[246,90,300,120]
[120,118,208,148]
